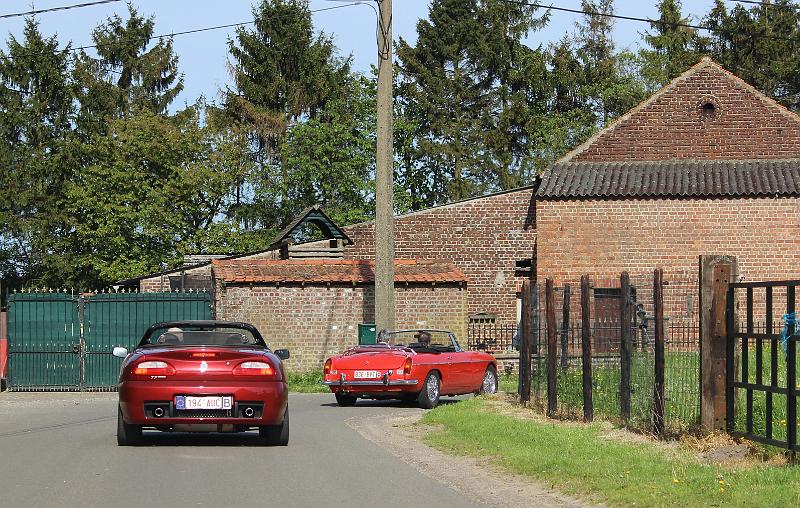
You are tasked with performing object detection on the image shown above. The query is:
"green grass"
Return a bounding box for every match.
[421,397,800,507]
[286,371,328,393]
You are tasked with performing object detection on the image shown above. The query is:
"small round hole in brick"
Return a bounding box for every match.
[701,101,717,119]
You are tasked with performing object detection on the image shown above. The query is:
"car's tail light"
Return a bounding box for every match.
[403,357,413,375]
[133,361,175,376]
[323,358,332,375]
[233,361,275,376]
[191,352,216,358]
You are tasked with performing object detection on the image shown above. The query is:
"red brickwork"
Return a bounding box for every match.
[215,283,467,371]
[564,58,800,162]
[537,197,800,286]
[343,187,536,323]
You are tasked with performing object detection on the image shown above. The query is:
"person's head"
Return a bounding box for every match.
[417,331,431,345]
[166,327,184,342]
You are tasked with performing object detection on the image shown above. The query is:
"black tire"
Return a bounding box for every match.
[417,371,441,409]
[478,365,498,395]
[259,408,289,446]
[335,392,357,407]
[117,406,142,446]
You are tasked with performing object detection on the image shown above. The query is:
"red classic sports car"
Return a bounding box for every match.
[323,329,497,408]
[113,320,290,446]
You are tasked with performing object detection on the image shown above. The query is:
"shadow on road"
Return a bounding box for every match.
[134,431,273,447]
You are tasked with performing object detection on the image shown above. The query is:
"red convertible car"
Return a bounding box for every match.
[113,320,290,446]
[323,329,497,408]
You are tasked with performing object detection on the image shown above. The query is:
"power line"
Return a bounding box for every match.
[501,0,799,42]
[0,0,122,20]
[0,2,370,64]
[731,0,800,10]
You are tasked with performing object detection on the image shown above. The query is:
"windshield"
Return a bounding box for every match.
[141,324,265,347]
[378,330,459,353]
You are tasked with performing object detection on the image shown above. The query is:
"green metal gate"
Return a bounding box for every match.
[7,293,81,390]
[7,291,212,391]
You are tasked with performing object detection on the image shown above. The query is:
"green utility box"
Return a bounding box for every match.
[358,323,376,345]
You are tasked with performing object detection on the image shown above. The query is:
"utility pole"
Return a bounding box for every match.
[375,0,395,331]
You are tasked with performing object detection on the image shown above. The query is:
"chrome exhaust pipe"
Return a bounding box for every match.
[243,407,254,418]
[153,407,165,417]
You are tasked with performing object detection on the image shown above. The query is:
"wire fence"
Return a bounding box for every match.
[467,270,702,435]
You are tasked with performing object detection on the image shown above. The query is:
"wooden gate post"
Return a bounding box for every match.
[546,278,557,417]
[518,279,532,403]
[581,275,593,422]
[700,255,738,432]
[653,268,665,436]
[620,272,632,421]
[561,284,570,369]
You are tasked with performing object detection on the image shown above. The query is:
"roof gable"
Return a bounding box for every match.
[269,205,352,249]
[560,58,800,162]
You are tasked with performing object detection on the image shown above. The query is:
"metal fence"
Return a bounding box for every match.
[7,290,212,391]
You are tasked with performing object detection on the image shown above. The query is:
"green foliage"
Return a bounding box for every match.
[73,5,183,136]
[286,371,327,393]
[63,106,262,288]
[0,19,75,287]
[640,0,703,87]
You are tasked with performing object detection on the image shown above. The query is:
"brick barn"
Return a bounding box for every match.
[535,57,800,289]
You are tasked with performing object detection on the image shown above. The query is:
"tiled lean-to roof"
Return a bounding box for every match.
[536,159,800,199]
[212,259,468,284]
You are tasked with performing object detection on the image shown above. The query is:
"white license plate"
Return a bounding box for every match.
[354,370,381,379]
[176,396,233,410]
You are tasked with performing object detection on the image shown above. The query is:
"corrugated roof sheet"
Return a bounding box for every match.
[212,259,469,284]
[536,159,800,198]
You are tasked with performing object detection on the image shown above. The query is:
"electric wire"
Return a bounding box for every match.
[500,0,800,42]
[0,0,122,20]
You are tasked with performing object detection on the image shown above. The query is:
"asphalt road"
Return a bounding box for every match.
[0,392,480,508]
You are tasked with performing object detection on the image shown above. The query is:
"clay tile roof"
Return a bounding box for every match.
[536,159,800,199]
[212,259,468,284]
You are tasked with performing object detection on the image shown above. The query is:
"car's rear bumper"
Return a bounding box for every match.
[322,379,419,386]
[119,380,287,426]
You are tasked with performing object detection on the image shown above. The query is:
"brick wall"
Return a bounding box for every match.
[215,283,467,371]
[343,187,536,324]
[566,60,800,161]
[537,196,800,285]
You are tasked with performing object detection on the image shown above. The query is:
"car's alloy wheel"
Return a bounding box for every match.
[479,366,498,395]
[259,408,289,446]
[335,392,357,407]
[117,406,142,446]
[417,371,441,409]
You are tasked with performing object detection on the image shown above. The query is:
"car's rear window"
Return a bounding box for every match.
[143,326,263,347]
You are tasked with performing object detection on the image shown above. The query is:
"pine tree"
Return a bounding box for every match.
[704,0,800,110]
[220,0,350,228]
[642,0,702,86]
[73,4,182,136]
[0,18,74,286]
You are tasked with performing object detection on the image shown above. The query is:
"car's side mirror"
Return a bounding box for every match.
[112,347,128,358]
[274,349,290,360]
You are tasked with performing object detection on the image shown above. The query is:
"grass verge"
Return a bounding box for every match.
[286,371,328,393]
[421,397,800,507]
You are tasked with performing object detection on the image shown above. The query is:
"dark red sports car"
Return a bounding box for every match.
[323,329,498,408]
[113,320,290,446]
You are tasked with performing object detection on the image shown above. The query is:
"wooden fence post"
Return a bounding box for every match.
[561,284,570,369]
[620,271,632,422]
[653,269,665,436]
[700,255,737,432]
[581,275,593,422]
[519,280,532,403]
[546,278,557,417]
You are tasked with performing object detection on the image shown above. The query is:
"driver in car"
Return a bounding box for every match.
[416,331,431,347]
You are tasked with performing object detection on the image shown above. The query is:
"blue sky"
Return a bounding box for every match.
[1,0,731,109]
